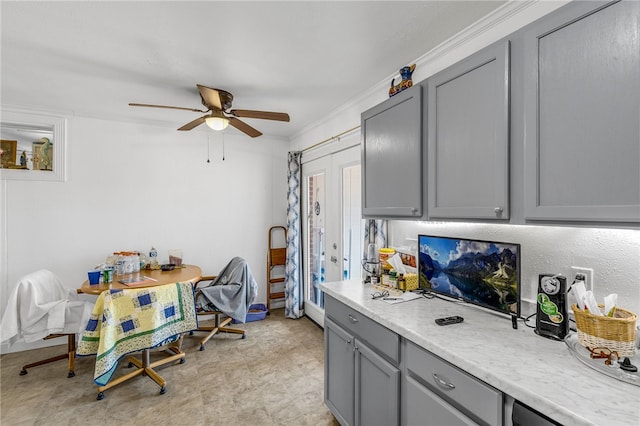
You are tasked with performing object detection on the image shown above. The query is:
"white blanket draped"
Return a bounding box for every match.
[1,269,93,345]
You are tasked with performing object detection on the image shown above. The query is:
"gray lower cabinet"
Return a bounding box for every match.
[427,40,510,220]
[523,0,640,223]
[361,84,423,219]
[355,336,401,426]
[403,340,503,426]
[325,296,401,426]
[405,375,476,426]
[324,296,504,426]
[325,318,355,425]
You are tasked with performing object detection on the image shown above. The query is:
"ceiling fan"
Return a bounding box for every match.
[129,84,290,138]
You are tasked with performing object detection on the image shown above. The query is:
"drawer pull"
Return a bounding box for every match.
[348,314,359,323]
[433,373,455,390]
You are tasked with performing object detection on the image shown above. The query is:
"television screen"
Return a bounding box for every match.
[418,234,520,316]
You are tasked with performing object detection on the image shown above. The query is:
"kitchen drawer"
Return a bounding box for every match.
[325,296,400,364]
[405,340,502,426]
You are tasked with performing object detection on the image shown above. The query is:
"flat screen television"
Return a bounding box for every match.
[418,234,520,316]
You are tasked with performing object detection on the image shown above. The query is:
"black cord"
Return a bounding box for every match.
[415,289,464,303]
[522,312,537,328]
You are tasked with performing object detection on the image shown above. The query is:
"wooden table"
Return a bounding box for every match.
[79,264,202,295]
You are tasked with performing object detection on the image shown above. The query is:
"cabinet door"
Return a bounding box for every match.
[427,41,510,219]
[325,318,355,426]
[405,376,477,426]
[355,339,400,426]
[523,0,640,223]
[361,84,423,218]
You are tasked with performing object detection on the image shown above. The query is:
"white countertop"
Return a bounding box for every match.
[321,280,640,426]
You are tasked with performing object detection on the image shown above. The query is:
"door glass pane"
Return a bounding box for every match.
[342,164,363,280]
[306,172,325,308]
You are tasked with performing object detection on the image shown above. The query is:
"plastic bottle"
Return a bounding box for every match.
[149,247,158,268]
[379,247,396,271]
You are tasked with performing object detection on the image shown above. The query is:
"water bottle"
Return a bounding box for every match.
[149,246,158,267]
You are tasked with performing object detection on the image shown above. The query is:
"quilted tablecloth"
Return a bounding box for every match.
[77,281,197,386]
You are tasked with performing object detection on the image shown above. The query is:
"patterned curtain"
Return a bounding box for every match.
[363,219,388,260]
[284,151,303,319]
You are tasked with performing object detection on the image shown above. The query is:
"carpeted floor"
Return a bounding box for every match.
[0,309,340,426]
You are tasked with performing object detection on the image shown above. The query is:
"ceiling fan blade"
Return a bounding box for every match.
[129,103,207,113]
[178,116,206,131]
[196,84,223,110]
[230,109,290,122]
[228,117,262,138]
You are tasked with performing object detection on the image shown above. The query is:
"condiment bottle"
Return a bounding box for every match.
[397,274,406,291]
[382,268,391,287]
[389,270,397,289]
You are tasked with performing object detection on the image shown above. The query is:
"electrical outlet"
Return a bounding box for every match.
[571,266,593,292]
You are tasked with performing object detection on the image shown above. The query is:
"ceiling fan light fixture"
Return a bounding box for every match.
[205,115,229,131]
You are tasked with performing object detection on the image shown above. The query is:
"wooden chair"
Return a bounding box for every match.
[96,336,186,400]
[1,270,93,378]
[20,333,79,378]
[192,275,246,351]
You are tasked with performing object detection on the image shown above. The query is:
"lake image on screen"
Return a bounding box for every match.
[419,236,518,313]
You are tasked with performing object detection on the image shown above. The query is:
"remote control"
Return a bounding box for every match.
[435,316,464,326]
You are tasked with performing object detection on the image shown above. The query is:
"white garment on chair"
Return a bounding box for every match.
[1,269,93,346]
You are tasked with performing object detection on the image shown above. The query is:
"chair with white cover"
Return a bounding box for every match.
[0,269,93,378]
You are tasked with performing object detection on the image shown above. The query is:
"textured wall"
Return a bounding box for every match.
[390,221,640,316]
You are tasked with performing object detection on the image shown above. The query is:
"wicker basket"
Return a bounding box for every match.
[571,304,637,357]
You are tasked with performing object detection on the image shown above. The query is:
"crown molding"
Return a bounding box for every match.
[292,0,568,145]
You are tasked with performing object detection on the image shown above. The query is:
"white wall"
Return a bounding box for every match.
[389,222,640,316]
[1,115,288,353]
[289,1,568,152]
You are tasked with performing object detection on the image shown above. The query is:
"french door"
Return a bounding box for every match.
[302,145,362,325]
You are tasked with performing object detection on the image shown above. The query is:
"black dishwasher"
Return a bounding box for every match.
[512,400,562,426]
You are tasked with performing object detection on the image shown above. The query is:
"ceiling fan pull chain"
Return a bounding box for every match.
[206,135,211,163]
[222,131,225,161]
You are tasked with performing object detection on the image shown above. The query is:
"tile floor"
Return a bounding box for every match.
[0,309,340,426]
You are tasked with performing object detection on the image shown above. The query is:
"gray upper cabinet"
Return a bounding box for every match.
[427,41,510,220]
[523,0,640,223]
[362,84,423,219]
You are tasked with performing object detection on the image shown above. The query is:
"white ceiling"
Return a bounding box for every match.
[1,1,506,140]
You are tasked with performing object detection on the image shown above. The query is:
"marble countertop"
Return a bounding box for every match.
[321,280,640,426]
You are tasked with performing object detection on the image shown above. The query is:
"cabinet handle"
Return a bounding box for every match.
[348,314,359,323]
[494,207,503,216]
[432,373,455,390]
